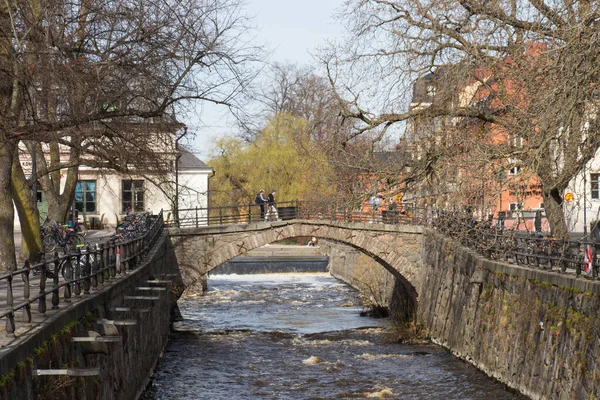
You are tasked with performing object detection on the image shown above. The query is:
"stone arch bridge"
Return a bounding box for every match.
[169,220,424,317]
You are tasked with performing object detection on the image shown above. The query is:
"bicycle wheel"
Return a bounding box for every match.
[42,235,58,253]
[66,234,85,253]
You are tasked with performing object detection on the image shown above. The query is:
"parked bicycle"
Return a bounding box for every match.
[70,218,89,237]
[41,219,85,254]
[109,212,153,243]
[35,243,99,279]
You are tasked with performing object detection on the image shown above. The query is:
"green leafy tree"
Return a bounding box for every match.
[209,113,334,207]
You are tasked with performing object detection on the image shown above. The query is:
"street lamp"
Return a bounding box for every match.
[497,170,506,227]
[174,126,188,226]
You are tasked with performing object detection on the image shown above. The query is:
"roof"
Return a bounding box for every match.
[178,148,212,171]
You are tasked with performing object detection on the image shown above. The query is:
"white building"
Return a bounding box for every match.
[15,133,213,230]
[564,147,600,234]
[171,148,214,226]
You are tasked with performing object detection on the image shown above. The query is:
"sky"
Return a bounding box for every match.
[187,0,347,160]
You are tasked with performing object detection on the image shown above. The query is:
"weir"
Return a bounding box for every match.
[214,244,329,274]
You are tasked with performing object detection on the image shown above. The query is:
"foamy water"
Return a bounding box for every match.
[141,273,526,400]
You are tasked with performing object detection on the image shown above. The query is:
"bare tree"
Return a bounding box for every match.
[246,63,406,206]
[325,0,600,238]
[0,0,260,270]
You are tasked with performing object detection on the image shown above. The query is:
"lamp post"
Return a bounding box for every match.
[31,147,37,207]
[497,171,506,228]
[174,126,188,227]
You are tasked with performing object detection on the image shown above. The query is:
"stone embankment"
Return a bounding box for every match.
[325,228,600,399]
[419,230,600,400]
[0,232,183,400]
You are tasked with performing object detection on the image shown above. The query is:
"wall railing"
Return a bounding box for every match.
[0,210,164,338]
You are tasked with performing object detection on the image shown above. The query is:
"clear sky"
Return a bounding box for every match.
[187,0,346,160]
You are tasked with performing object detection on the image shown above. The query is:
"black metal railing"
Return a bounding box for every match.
[167,201,600,280]
[166,201,426,227]
[0,210,164,338]
[166,201,300,227]
[430,210,600,279]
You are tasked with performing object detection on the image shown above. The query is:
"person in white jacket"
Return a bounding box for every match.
[265,190,280,221]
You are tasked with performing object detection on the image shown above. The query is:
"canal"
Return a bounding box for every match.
[141,272,526,399]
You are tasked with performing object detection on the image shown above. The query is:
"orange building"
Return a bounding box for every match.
[406,61,549,232]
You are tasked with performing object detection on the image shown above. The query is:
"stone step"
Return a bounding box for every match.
[72,335,122,343]
[110,307,151,313]
[96,319,137,326]
[123,295,159,301]
[34,368,100,377]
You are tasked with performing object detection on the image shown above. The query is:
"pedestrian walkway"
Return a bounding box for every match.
[1,229,116,346]
[14,228,114,253]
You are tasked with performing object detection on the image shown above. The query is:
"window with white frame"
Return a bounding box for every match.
[122,180,145,213]
[509,135,524,148]
[592,174,600,200]
[507,158,521,175]
[426,85,436,98]
[508,166,520,175]
[509,202,523,211]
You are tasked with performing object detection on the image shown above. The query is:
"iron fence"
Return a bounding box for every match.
[430,210,599,279]
[168,201,600,280]
[0,210,164,338]
[166,201,300,227]
[166,201,427,227]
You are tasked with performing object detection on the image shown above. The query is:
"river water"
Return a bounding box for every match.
[141,273,526,400]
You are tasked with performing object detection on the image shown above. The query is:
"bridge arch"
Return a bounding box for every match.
[169,220,423,320]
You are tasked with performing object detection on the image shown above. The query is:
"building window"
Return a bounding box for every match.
[122,180,144,213]
[592,174,600,200]
[426,85,436,98]
[509,202,523,211]
[74,180,96,213]
[507,158,521,175]
[509,135,524,148]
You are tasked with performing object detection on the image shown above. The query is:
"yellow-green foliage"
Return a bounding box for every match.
[0,370,15,388]
[208,113,334,206]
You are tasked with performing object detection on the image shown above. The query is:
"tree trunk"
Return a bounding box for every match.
[542,187,569,239]
[39,142,80,224]
[12,155,42,263]
[0,141,17,271]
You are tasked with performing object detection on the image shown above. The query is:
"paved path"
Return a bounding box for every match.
[1,229,116,346]
[14,229,114,253]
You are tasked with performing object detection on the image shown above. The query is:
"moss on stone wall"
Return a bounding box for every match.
[419,230,600,399]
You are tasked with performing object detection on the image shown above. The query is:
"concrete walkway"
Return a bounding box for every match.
[1,229,116,345]
[14,228,115,253]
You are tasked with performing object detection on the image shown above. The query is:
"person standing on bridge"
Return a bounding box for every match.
[256,189,267,220]
[265,190,280,221]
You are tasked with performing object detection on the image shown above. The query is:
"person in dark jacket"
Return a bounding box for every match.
[534,210,542,233]
[265,190,280,221]
[255,189,267,220]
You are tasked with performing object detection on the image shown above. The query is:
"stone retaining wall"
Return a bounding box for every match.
[419,229,600,400]
[0,232,182,400]
[320,239,398,308]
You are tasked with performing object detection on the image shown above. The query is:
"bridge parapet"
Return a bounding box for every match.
[169,220,424,308]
